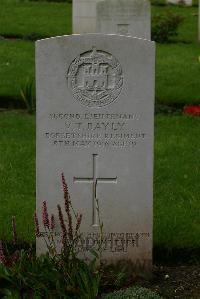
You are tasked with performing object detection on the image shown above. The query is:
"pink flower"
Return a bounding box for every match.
[11,216,17,245]
[75,214,82,233]
[50,214,56,231]
[61,173,73,241]
[0,241,6,265]
[57,205,67,245]
[42,201,50,229]
[61,173,69,196]
[34,212,41,237]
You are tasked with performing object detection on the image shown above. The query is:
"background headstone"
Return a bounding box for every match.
[97,0,151,39]
[73,0,102,33]
[36,34,155,268]
[166,0,192,5]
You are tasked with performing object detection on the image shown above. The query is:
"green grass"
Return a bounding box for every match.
[154,115,200,248]
[156,43,200,105]
[0,2,200,105]
[0,0,72,37]
[0,112,199,249]
[0,111,35,242]
[0,40,34,101]
[153,5,200,104]
[152,5,199,43]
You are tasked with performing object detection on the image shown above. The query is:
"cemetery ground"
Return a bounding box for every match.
[0,112,200,298]
[0,1,200,299]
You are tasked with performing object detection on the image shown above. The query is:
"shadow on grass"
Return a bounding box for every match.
[154,247,200,265]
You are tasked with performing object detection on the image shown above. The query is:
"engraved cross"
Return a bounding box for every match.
[74,154,117,226]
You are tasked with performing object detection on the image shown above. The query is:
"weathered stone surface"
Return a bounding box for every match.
[36,34,155,268]
[97,0,151,39]
[73,0,102,33]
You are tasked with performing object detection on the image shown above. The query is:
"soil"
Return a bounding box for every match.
[139,265,200,299]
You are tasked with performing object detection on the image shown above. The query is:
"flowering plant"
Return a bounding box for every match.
[0,174,101,299]
[34,173,83,258]
[183,105,200,116]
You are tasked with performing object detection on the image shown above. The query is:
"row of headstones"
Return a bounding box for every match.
[73,0,200,41]
[167,0,193,5]
[73,0,151,39]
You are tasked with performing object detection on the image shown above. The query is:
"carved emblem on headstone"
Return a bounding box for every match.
[118,24,130,35]
[67,47,123,108]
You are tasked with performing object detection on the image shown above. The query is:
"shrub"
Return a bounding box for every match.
[0,174,157,298]
[0,174,101,298]
[192,0,199,6]
[150,0,166,6]
[101,286,162,299]
[152,12,184,43]
[0,249,100,298]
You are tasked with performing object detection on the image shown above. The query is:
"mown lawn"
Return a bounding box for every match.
[0,0,72,37]
[152,4,199,43]
[0,2,200,105]
[0,40,34,100]
[154,115,200,249]
[156,43,200,105]
[0,111,35,242]
[0,111,199,249]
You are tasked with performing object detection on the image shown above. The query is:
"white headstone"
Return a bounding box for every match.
[166,0,192,5]
[36,34,155,268]
[97,0,151,39]
[73,0,102,33]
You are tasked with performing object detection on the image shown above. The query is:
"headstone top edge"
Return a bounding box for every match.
[97,0,151,7]
[36,33,154,45]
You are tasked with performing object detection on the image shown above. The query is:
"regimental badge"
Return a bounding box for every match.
[67,47,123,108]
